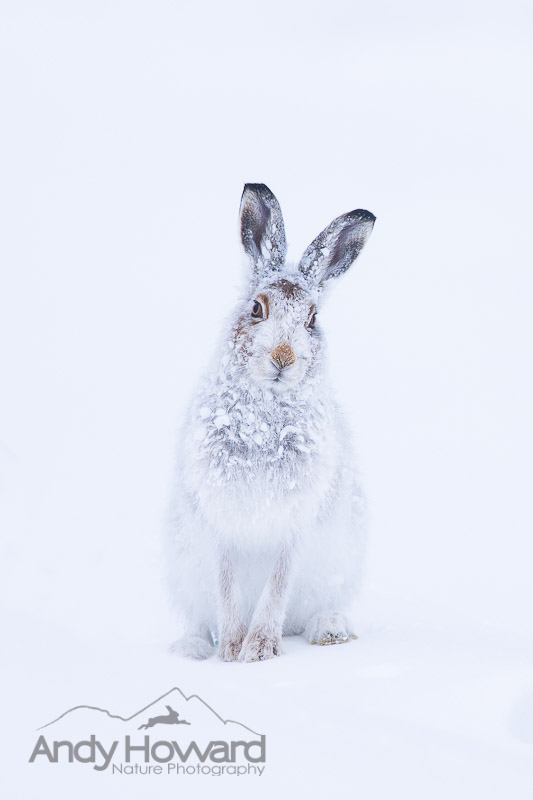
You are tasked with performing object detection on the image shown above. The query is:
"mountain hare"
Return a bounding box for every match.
[168,184,375,662]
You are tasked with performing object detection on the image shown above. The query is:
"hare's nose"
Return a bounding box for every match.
[270,343,296,371]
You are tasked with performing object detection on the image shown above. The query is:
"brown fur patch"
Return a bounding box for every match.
[256,293,269,319]
[233,313,247,340]
[272,279,303,299]
[232,313,252,355]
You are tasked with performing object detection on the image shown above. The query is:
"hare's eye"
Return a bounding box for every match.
[307,312,317,329]
[251,301,263,320]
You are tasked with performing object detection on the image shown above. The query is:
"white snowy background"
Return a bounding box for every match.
[1,0,532,797]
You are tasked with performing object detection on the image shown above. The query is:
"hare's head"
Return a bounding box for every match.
[234,184,375,394]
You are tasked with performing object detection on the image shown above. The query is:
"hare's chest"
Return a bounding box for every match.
[199,412,324,483]
[186,405,338,539]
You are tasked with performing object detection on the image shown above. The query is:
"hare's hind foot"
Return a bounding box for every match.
[170,635,215,660]
[304,612,357,646]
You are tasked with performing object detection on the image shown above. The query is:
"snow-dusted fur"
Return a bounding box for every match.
[168,184,375,662]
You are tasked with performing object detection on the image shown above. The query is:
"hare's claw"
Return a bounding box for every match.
[238,628,282,662]
[218,628,247,662]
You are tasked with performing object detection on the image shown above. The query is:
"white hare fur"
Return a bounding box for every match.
[168,184,375,662]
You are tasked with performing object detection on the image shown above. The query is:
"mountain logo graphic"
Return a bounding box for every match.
[29,686,266,777]
[35,686,259,734]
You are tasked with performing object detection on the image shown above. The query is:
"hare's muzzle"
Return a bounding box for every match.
[270,343,296,371]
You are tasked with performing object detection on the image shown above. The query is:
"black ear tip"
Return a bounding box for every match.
[242,183,274,200]
[349,209,376,225]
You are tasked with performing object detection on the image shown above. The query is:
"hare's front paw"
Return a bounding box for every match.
[238,628,282,662]
[218,629,247,662]
[304,612,357,646]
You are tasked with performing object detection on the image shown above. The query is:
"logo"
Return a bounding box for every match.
[29,686,266,778]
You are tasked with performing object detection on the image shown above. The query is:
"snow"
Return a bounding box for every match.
[6,619,533,798]
[1,0,533,798]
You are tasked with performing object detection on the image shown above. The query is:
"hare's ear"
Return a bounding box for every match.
[298,209,375,289]
[240,184,287,277]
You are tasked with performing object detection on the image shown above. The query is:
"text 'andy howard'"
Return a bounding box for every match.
[29,734,266,771]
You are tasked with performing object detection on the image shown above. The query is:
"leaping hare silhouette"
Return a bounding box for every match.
[138,705,191,730]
